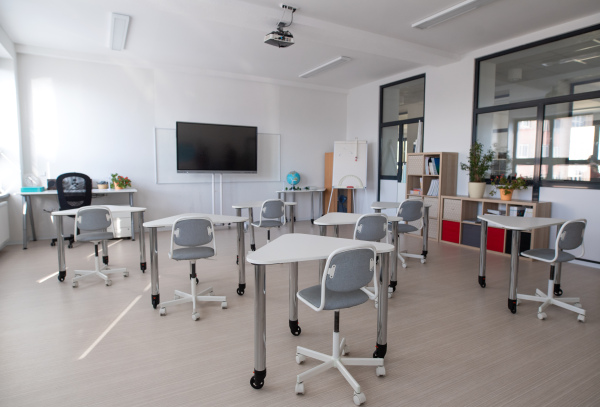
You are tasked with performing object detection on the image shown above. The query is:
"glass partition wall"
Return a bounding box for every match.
[378,75,425,200]
[474,24,600,197]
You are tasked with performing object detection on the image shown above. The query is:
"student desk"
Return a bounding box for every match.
[51,205,147,283]
[477,214,565,313]
[231,201,297,251]
[276,188,325,223]
[143,213,248,309]
[246,233,394,389]
[21,188,138,249]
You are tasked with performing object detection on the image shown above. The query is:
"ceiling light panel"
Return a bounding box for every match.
[110,13,130,51]
[412,0,497,29]
[299,56,351,78]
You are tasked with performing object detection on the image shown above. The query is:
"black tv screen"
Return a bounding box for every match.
[176,122,258,173]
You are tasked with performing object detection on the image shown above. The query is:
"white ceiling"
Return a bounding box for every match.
[0,0,598,90]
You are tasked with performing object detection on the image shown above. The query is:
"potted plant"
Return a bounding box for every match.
[113,174,132,190]
[489,175,527,201]
[460,142,494,198]
[97,180,108,190]
[110,173,118,189]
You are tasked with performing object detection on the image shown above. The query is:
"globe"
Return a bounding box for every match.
[286,171,300,186]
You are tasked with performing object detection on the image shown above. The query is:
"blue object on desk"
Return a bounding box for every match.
[21,186,45,192]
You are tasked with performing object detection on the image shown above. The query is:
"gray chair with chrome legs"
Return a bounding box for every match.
[72,206,128,287]
[354,213,389,307]
[393,199,426,268]
[518,219,587,322]
[294,245,385,406]
[159,217,227,321]
[251,199,285,245]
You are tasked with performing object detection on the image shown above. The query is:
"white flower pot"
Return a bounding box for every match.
[468,182,486,198]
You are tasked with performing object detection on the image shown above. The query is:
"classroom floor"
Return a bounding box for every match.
[1,221,599,407]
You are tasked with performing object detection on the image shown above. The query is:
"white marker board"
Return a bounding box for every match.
[332,140,368,188]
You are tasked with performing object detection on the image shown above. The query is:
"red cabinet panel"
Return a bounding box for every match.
[442,220,460,244]
[487,226,505,252]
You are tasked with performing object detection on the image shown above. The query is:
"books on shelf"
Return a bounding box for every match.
[424,157,440,176]
[426,179,439,196]
[487,209,506,215]
[509,206,526,217]
[409,188,422,195]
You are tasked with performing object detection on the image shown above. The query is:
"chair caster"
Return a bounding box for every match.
[72,281,79,288]
[296,353,305,364]
[295,382,304,395]
[421,258,426,264]
[159,307,166,316]
[537,312,547,320]
[221,301,228,309]
[376,366,386,377]
[401,263,407,268]
[123,271,129,277]
[105,280,112,286]
[341,345,349,356]
[574,302,582,308]
[578,314,586,322]
[192,312,200,321]
[353,391,366,406]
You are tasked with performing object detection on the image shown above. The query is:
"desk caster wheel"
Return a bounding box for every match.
[376,366,386,377]
[554,284,562,296]
[478,276,486,288]
[250,370,266,390]
[58,271,66,282]
[289,320,301,336]
[140,262,146,273]
[353,391,366,406]
[295,382,304,395]
[373,343,387,359]
[50,241,56,247]
[152,295,160,309]
[237,283,245,296]
[508,299,517,314]
[236,255,239,265]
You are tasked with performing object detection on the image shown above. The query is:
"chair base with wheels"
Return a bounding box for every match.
[159,262,227,321]
[397,250,426,268]
[295,311,384,406]
[72,240,127,287]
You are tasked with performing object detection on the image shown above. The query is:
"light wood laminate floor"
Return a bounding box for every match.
[1,221,599,406]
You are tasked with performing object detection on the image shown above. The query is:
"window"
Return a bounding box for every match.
[474,24,600,193]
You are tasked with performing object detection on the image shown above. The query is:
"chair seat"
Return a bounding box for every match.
[252,220,282,228]
[298,285,369,310]
[521,248,575,263]
[77,231,114,242]
[393,223,418,233]
[171,246,214,261]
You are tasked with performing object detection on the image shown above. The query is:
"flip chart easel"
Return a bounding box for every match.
[328,140,368,212]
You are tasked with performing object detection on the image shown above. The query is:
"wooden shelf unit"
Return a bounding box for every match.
[440,195,552,255]
[405,152,458,240]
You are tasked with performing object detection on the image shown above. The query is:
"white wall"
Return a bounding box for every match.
[12,54,347,242]
[347,14,600,265]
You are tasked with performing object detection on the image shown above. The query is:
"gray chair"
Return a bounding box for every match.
[294,245,385,406]
[159,217,227,321]
[393,199,426,268]
[72,206,127,287]
[518,219,587,322]
[251,199,285,244]
[354,213,389,307]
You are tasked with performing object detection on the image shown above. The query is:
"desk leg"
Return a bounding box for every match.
[56,216,66,282]
[289,261,300,335]
[138,212,146,272]
[422,206,429,258]
[237,219,246,295]
[374,208,381,213]
[251,264,267,389]
[102,240,109,265]
[375,252,390,359]
[129,192,135,241]
[554,262,563,296]
[150,227,160,309]
[508,230,521,314]
[289,205,295,233]
[318,191,323,218]
[318,225,326,281]
[478,220,488,288]
[310,191,315,223]
[389,221,398,293]
[249,209,256,251]
[22,196,36,249]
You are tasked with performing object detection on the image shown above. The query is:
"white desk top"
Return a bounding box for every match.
[478,214,565,231]
[247,233,394,265]
[314,212,403,226]
[232,201,297,209]
[143,213,248,228]
[52,205,146,216]
[276,188,325,193]
[21,188,137,196]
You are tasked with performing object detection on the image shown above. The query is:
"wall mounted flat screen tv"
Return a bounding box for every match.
[176,122,258,173]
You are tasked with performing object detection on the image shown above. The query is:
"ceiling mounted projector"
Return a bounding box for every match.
[264,4,296,48]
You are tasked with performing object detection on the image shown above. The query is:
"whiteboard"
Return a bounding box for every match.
[332,140,368,188]
[155,128,280,184]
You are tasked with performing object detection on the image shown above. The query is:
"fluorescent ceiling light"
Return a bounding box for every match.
[110,13,130,51]
[299,56,351,78]
[412,0,497,30]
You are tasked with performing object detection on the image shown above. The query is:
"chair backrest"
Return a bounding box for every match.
[397,199,423,222]
[57,173,92,211]
[556,219,586,255]
[75,206,112,233]
[354,213,388,243]
[311,245,376,311]
[257,199,286,226]
[170,216,216,256]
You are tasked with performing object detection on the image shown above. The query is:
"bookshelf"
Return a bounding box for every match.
[405,152,458,240]
[440,195,552,256]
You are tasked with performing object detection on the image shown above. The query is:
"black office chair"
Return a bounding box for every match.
[50,172,92,248]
